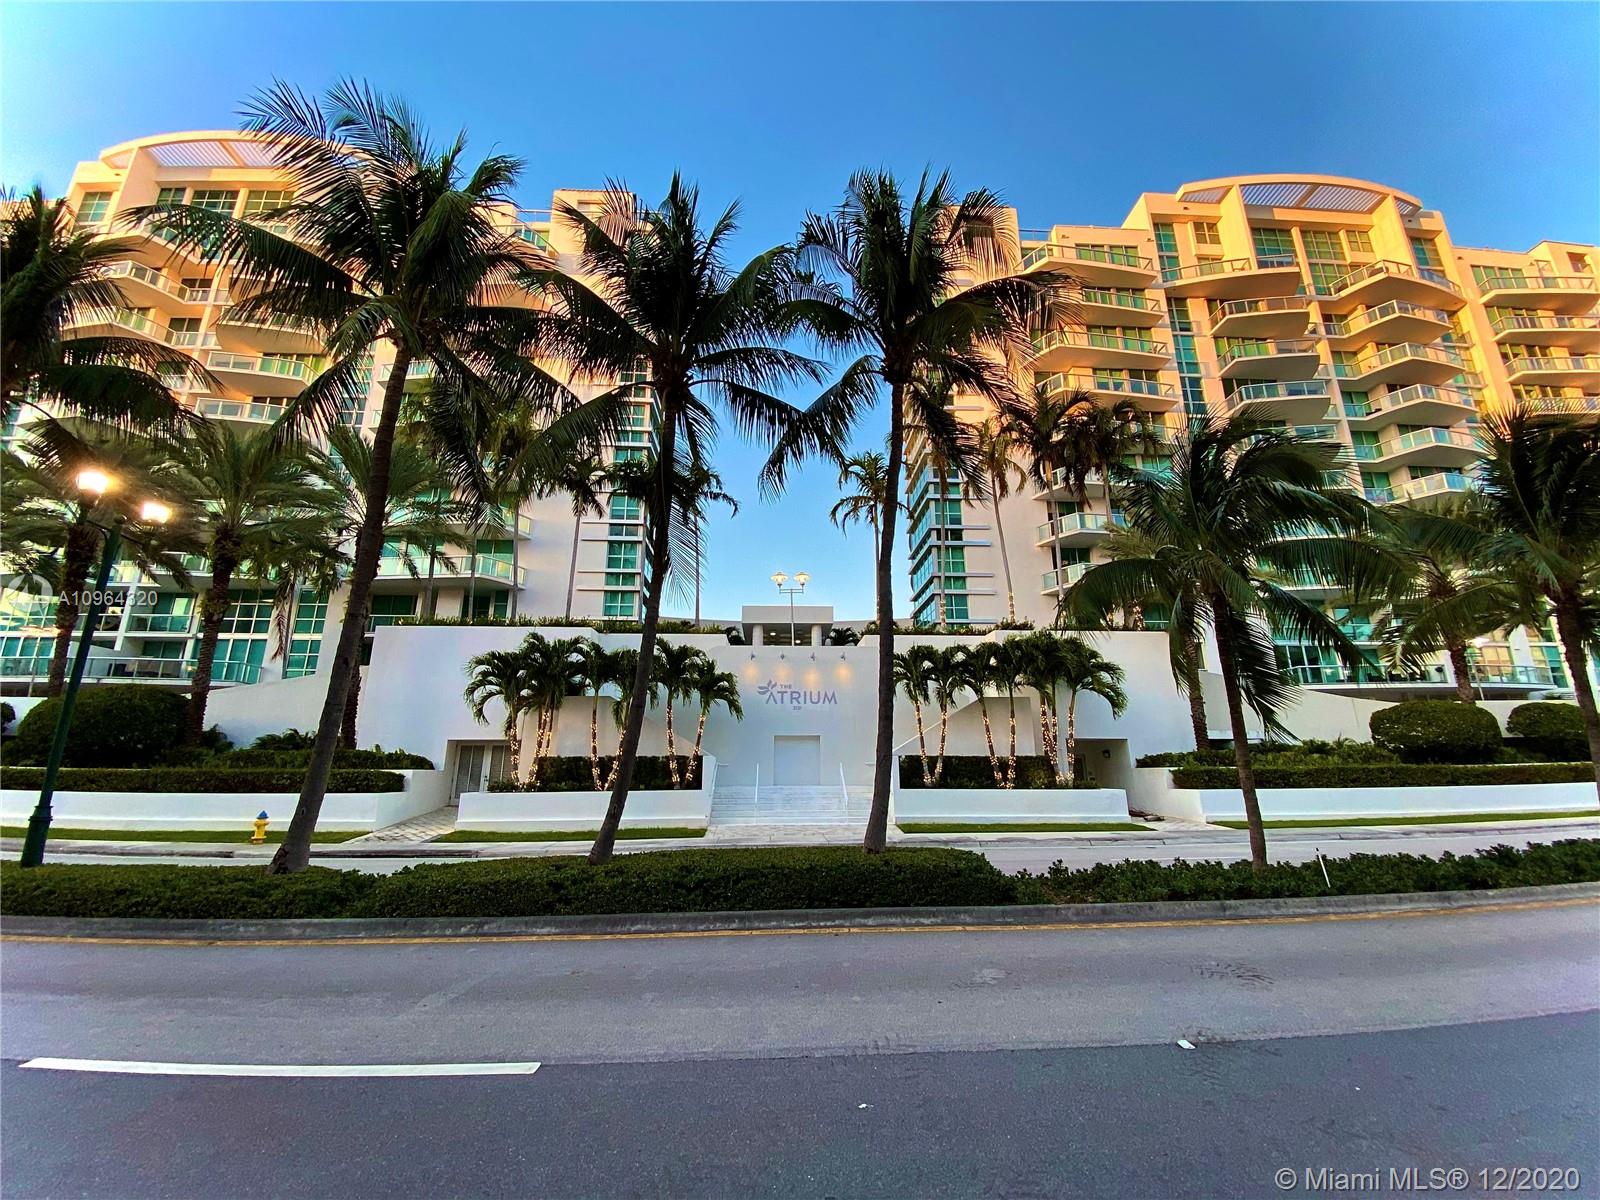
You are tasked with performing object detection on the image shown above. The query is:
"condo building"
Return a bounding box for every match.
[905,174,1598,692]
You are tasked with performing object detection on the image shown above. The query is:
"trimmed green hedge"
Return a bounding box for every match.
[0,767,406,793]
[8,686,187,768]
[223,747,435,770]
[1038,840,1600,903]
[486,755,701,792]
[1507,702,1590,763]
[0,863,378,919]
[1168,762,1595,789]
[899,755,1097,789]
[1370,699,1502,764]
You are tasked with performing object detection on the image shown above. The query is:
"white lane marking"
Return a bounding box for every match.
[1176,1039,1196,1050]
[19,1058,540,1078]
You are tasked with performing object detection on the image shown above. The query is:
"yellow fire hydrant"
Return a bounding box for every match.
[251,811,269,845]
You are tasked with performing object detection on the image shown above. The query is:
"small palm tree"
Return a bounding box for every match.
[953,643,1006,787]
[1056,637,1128,785]
[570,639,619,789]
[163,422,341,739]
[600,647,662,790]
[463,647,533,787]
[923,644,968,785]
[830,451,890,570]
[762,169,1045,851]
[971,419,1028,623]
[521,635,584,789]
[1063,413,1396,870]
[989,637,1029,786]
[683,657,742,783]
[655,640,711,786]
[891,647,936,784]
[1012,630,1068,782]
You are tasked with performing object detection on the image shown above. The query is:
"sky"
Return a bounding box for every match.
[4,1,1598,619]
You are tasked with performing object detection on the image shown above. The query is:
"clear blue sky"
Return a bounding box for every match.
[4,2,1597,619]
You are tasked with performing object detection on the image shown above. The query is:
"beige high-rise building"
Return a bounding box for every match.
[905,173,1597,691]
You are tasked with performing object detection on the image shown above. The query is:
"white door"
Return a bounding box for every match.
[450,743,511,802]
[772,735,822,786]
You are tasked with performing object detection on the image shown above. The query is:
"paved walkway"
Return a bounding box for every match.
[341,807,457,846]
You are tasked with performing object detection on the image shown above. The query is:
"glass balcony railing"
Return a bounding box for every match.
[1021,244,1154,272]
[125,612,195,634]
[1216,337,1318,369]
[1322,299,1451,337]
[196,397,288,423]
[1339,343,1466,377]
[1400,474,1473,500]
[206,351,314,381]
[1225,378,1333,408]
[1371,428,1480,458]
[1041,563,1090,592]
[1321,260,1461,299]
[1036,370,1177,402]
[0,654,259,685]
[1344,383,1479,421]
[1036,513,1117,541]
[1032,331,1167,358]
[1080,288,1162,314]
[1209,295,1312,324]
[1475,273,1597,295]
[1489,313,1600,337]
[1505,355,1600,374]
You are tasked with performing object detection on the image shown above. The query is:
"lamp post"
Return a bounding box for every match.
[771,570,810,647]
[19,472,172,868]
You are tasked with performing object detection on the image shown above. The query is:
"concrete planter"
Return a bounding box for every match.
[0,769,450,832]
[893,785,1131,824]
[454,757,716,832]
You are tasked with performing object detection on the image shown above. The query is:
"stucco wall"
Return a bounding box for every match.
[894,787,1131,824]
[454,757,715,831]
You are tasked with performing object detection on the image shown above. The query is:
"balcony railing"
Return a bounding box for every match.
[1224,378,1333,409]
[1342,342,1466,376]
[375,553,525,585]
[1216,337,1318,370]
[1041,563,1090,592]
[1400,474,1473,501]
[1489,313,1600,337]
[1036,370,1177,402]
[1036,513,1117,541]
[195,397,289,423]
[1505,354,1600,374]
[1321,260,1461,299]
[1031,330,1168,358]
[205,351,314,381]
[125,612,195,634]
[1364,428,1479,460]
[0,654,259,686]
[1343,383,1478,421]
[1208,295,1311,324]
[1080,288,1162,314]
[1322,299,1451,337]
[1521,395,1600,415]
[1022,244,1154,273]
[1475,272,1597,295]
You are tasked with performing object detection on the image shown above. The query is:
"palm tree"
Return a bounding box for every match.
[600,646,663,790]
[953,643,1006,787]
[1012,630,1068,782]
[514,176,826,864]
[163,422,341,740]
[892,647,936,784]
[971,419,1028,623]
[923,644,968,785]
[2,186,200,430]
[762,169,1044,851]
[655,640,710,786]
[522,635,584,789]
[463,646,533,787]
[829,451,889,570]
[682,657,742,783]
[570,639,618,789]
[133,81,560,873]
[1056,637,1128,785]
[989,637,1028,786]
[1062,413,1395,870]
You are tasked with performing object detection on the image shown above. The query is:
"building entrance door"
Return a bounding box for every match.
[772,735,822,786]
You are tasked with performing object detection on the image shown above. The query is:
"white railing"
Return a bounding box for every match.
[1226,378,1333,408]
[1476,273,1597,295]
[1041,562,1090,592]
[1022,243,1155,273]
[1348,342,1466,375]
[1322,299,1450,337]
[1344,383,1477,420]
[1370,428,1479,459]
[196,397,288,424]
[1322,260,1461,298]
[1216,337,1318,369]
[1488,313,1600,337]
[1031,330,1168,359]
[1037,513,1113,541]
[0,654,260,687]
[1401,474,1473,500]
[205,351,314,381]
[1035,370,1177,402]
[1209,295,1312,324]
[1505,355,1600,374]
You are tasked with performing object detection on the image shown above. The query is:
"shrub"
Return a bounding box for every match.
[0,767,406,793]
[1507,702,1590,762]
[485,755,699,792]
[899,755,1100,789]
[8,686,187,768]
[353,847,1025,917]
[1,701,15,733]
[0,862,378,919]
[1370,699,1503,763]
[225,746,435,770]
[1037,840,1600,903]
[249,730,316,751]
[1168,761,1592,789]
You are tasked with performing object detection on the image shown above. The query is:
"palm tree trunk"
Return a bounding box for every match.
[1064,695,1077,785]
[1447,639,1476,704]
[270,344,413,874]
[933,701,950,784]
[591,408,680,864]
[980,701,1002,787]
[1552,596,1600,805]
[508,523,519,619]
[864,382,906,853]
[1182,636,1210,750]
[424,547,438,619]
[564,509,582,619]
[505,709,523,788]
[991,488,1015,624]
[589,698,603,790]
[45,519,98,698]
[1210,596,1268,871]
[666,699,680,787]
[692,709,708,762]
[339,597,369,751]
[185,548,237,743]
[1005,690,1017,787]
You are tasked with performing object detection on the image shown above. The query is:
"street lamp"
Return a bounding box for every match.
[771,570,810,647]
[19,471,173,868]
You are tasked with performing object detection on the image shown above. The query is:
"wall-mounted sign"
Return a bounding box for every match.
[755,680,838,708]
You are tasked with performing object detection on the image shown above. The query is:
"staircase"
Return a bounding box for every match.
[710,783,873,827]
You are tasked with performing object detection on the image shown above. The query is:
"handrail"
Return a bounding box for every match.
[1505,355,1600,371]
[839,762,849,816]
[1344,383,1477,419]
[1322,259,1461,298]
[1322,299,1450,337]
[1031,330,1168,358]
[1476,272,1597,293]
[1216,337,1318,367]
[1022,243,1155,273]
[1489,313,1600,336]
[1035,370,1177,401]
[1209,295,1312,322]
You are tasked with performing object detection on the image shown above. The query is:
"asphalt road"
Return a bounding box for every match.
[3,900,1598,1197]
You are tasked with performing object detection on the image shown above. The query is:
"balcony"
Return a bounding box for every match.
[1503,355,1600,390]
[1322,300,1452,345]
[1029,330,1169,371]
[1035,369,1179,411]
[124,612,195,636]
[1033,466,1109,500]
[1217,337,1322,381]
[1208,295,1313,339]
[1357,427,1480,470]
[1489,312,1600,352]
[1339,343,1469,389]
[1020,243,1158,287]
[1078,288,1165,326]
[0,653,258,688]
[195,396,289,426]
[100,260,205,309]
[65,307,172,345]
[1475,272,1598,314]
[1343,383,1478,428]
[1036,512,1117,546]
[1223,377,1335,424]
[213,310,323,354]
[204,351,314,397]
[1040,562,1090,594]
[1520,395,1600,418]
[1159,255,1303,300]
[1400,474,1473,502]
[373,553,526,588]
[1318,260,1465,312]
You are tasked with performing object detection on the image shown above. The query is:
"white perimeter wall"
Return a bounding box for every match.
[454,757,715,831]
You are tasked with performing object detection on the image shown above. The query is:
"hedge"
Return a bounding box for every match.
[1507,702,1590,763]
[0,767,406,793]
[1038,840,1600,903]
[1370,699,1502,764]
[8,686,187,768]
[223,747,435,770]
[1168,762,1595,789]
[486,755,701,792]
[899,755,1097,789]
[3,841,1596,920]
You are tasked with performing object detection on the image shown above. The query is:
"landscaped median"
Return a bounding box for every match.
[2,841,1596,922]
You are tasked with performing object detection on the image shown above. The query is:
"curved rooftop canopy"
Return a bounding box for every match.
[1174,174,1423,217]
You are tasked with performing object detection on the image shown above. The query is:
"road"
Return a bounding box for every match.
[3,899,1597,1197]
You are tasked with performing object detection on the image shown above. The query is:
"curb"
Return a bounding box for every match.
[3,881,1596,943]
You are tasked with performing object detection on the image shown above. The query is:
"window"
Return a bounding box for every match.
[1251,227,1295,265]
[605,541,639,571]
[603,591,637,617]
[211,637,267,684]
[612,447,645,463]
[74,192,112,228]
[1153,223,1180,280]
[242,189,294,216]
[943,595,970,623]
[461,592,509,621]
[218,589,273,635]
[1301,230,1344,260]
[1410,237,1443,269]
[190,189,239,215]
[1192,221,1220,248]
[1344,229,1374,255]
[369,594,418,629]
[1569,253,1590,274]
[155,187,186,208]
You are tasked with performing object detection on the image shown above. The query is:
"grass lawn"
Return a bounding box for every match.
[1214,811,1598,830]
[0,826,363,844]
[897,821,1152,833]
[434,826,708,843]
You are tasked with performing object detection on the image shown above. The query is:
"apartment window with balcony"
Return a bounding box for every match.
[461,592,509,621]
[190,189,239,216]
[1192,222,1221,248]
[1410,237,1444,270]
[1342,390,1371,417]
[211,637,267,683]
[1331,349,1359,378]
[1154,223,1179,279]
[168,317,202,347]
[1344,229,1374,255]
[1301,230,1348,292]
[1472,264,1524,289]
[1251,227,1295,265]
[369,594,418,630]
[74,192,112,228]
